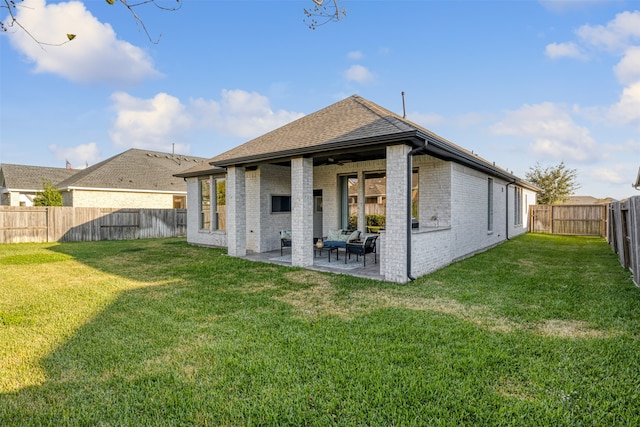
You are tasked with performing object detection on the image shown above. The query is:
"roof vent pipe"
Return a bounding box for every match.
[401,91,406,119]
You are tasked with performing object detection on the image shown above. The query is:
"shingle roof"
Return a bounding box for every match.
[207,94,539,191]
[0,164,78,190]
[173,159,226,178]
[209,95,418,166]
[56,149,208,192]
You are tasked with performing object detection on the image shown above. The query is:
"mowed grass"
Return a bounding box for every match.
[0,234,639,426]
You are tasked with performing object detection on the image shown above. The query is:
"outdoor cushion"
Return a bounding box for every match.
[327,229,342,241]
[280,230,292,239]
[324,229,361,248]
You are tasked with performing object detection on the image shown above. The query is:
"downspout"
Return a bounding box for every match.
[407,143,427,281]
[505,179,516,240]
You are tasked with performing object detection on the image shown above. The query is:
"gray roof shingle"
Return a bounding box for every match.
[56,149,208,192]
[209,95,419,166]
[0,164,78,190]
[206,94,538,191]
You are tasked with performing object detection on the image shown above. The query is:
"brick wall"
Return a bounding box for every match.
[414,155,451,228]
[383,144,411,283]
[183,152,536,281]
[67,189,179,209]
[184,177,226,248]
[255,164,291,252]
[291,158,314,267]
[226,166,246,256]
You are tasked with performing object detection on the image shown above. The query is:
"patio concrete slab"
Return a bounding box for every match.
[241,247,385,281]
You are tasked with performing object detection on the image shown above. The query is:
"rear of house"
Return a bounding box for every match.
[178,95,537,282]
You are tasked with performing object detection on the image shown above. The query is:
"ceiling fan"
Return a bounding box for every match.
[317,157,353,166]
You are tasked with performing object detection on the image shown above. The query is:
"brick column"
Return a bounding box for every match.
[291,157,314,267]
[383,144,411,283]
[226,166,246,257]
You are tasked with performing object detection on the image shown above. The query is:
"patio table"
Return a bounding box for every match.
[314,244,339,262]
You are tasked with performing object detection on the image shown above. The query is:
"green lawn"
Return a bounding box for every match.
[1,234,639,426]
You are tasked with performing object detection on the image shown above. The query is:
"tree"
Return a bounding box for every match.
[525,162,580,205]
[33,179,63,206]
[2,0,182,45]
[304,0,346,29]
[2,0,344,46]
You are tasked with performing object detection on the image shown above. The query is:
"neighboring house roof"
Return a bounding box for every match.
[560,196,615,205]
[0,164,77,191]
[174,159,226,178]
[208,95,538,191]
[56,149,208,192]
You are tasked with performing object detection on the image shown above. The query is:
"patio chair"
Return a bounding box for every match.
[345,234,378,266]
[280,230,292,255]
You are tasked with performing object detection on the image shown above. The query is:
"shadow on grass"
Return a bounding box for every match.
[2,236,640,425]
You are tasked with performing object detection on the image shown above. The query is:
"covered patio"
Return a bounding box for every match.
[241,243,384,281]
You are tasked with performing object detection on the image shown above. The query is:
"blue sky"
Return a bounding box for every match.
[1,0,639,200]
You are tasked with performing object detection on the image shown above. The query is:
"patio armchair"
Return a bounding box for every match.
[280,230,292,255]
[345,234,378,266]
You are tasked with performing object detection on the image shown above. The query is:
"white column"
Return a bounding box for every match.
[383,144,411,283]
[226,166,246,257]
[291,157,314,267]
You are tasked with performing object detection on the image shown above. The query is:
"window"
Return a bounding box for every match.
[272,195,291,213]
[412,169,419,227]
[365,172,386,232]
[340,175,357,229]
[173,195,186,209]
[199,178,211,230]
[215,178,226,231]
[514,187,523,226]
[487,178,494,232]
[200,177,226,230]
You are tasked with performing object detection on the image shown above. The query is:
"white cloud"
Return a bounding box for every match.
[575,10,640,52]
[48,142,100,168]
[109,89,305,150]
[347,50,364,60]
[4,0,160,85]
[197,89,305,139]
[589,167,627,184]
[614,46,640,85]
[109,92,193,152]
[545,11,640,131]
[491,102,598,162]
[608,81,640,126]
[545,42,587,60]
[344,65,375,84]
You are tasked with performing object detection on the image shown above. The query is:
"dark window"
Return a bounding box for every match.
[272,195,291,213]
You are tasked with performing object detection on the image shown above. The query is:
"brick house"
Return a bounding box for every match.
[2,149,207,208]
[0,164,77,206]
[56,149,207,208]
[177,95,538,283]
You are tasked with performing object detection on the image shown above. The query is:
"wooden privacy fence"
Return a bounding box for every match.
[529,204,607,237]
[0,207,187,244]
[608,197,640,287]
